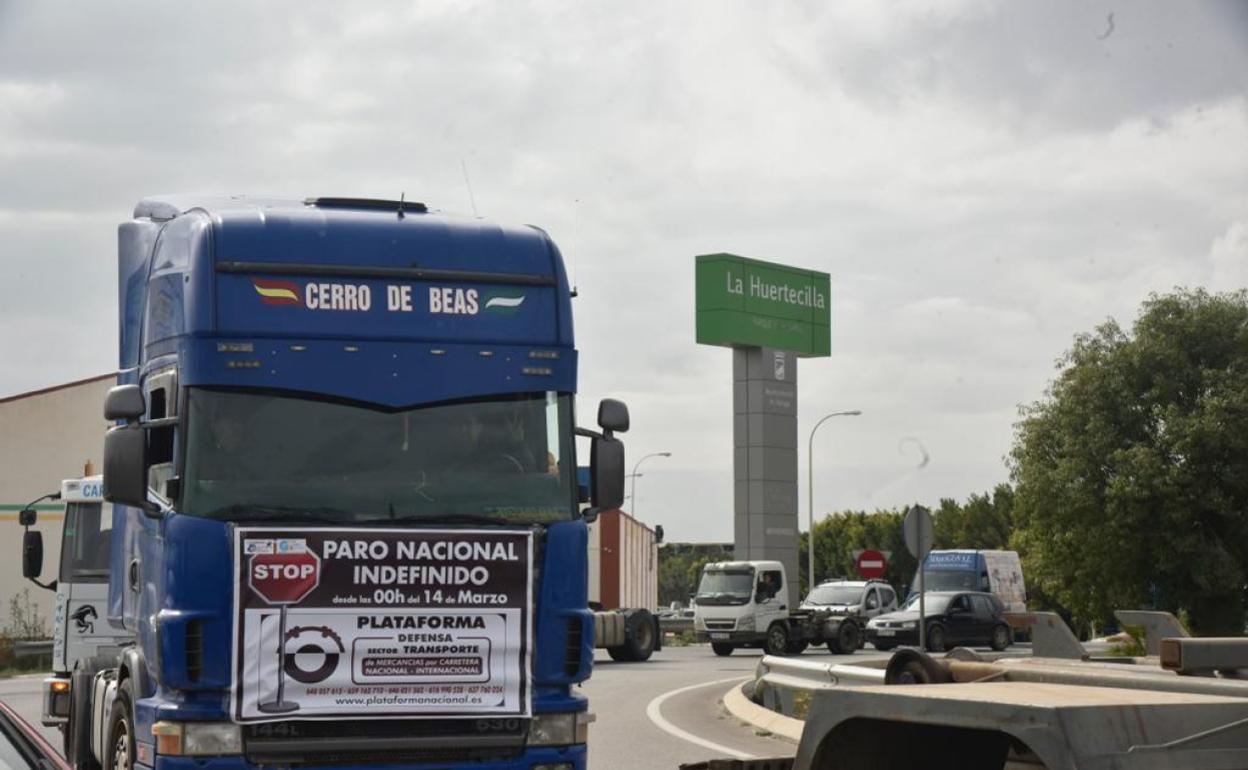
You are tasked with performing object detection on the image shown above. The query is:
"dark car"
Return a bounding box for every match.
[864,591,1012,652]
[0,700,70,770]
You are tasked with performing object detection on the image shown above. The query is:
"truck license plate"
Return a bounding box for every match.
[710,632,729,640]
[876,629,896,637]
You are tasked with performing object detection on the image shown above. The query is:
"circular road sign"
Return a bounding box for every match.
[856,549,888,579]
[249,551,321,605]
[902,505,934,560]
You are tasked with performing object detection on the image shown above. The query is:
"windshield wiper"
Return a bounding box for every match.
[207,504,353,523]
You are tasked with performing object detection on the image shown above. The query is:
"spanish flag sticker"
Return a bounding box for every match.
[253,279,302,306]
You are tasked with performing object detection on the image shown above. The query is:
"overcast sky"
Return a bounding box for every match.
[1,1,1245,542]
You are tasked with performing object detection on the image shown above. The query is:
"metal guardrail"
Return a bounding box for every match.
[13,640,52,660]
[659,616,694,634]
[754,655,886,692]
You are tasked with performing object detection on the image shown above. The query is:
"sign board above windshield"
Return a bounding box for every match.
[216,272,555,344]
[695,254,831,357]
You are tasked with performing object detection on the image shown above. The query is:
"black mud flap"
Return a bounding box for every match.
[679,759,794,770]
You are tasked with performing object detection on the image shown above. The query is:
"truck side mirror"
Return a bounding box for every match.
[22,530,43,580]
[17,509,35,527]
[104,424,156,515]
[589,435,625,513]
[104,384,145,422]
[597,399,629,435]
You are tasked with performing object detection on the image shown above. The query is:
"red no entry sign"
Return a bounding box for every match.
[249,551,321,604]
[856,549,887,580]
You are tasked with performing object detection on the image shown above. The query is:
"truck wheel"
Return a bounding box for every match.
[764,623,790,656]
[873,641,896,652]
[925,624,948,653]
[990,624,1012,651]
[785,639,809,655]
[607,610,657,662]
[711,642,734,657]
[68,670,101,770]
[105,679,135,770]
[833,622,860,655]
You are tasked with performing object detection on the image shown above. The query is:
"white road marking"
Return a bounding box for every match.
[644,676,757,760]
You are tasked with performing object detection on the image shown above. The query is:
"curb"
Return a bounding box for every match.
[720,681,804,744]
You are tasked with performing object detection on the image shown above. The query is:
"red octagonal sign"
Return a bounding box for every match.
[856,549,888,580]
[249,551,321,605]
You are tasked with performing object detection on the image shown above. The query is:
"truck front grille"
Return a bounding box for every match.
[704,620,736,630]
[243,719,527,765]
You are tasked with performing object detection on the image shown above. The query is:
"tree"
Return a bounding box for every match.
[933,484,1014,550]
[1010,289,1248,634]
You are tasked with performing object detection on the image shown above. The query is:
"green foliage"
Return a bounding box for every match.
[658,543,733,607]
[1010,288,1248,634]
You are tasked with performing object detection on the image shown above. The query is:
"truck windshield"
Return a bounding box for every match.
[695,569,755,605]
[181,389,576,524]
[59,502,112,583]
[804,585,862,606]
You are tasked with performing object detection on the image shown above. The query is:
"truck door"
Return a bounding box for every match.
[756,568,788,628]
[59,501,117,669]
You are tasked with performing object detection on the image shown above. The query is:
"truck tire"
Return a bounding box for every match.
[607,610,657,662]
[105,679,135,770]
[827,621,860,655]
[711,642,734,657]
[785,639,809,655]
[67,669,101,770]
[764,623,790,656]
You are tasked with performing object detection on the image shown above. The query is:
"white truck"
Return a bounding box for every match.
[19,475,129,760]
[693,561,893,656]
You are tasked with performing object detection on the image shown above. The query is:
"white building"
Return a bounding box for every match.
[0,374,114,632]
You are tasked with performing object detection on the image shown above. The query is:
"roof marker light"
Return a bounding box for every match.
[478,351,494,357]
[290,345,307,352]
[430,349,446,356]
[344,346,359,353]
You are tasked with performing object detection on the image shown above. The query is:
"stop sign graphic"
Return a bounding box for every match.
[856,549,887,580]
[249,551,321,605]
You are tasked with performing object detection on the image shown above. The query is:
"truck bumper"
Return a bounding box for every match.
[696,631,765,646]
[148,745,587,770]
[41,675,70,727]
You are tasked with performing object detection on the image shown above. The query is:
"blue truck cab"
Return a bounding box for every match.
[86,196,627,770]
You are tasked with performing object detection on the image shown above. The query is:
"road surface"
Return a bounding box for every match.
[0,643,895,768]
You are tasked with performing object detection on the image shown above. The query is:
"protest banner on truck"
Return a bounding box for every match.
[231,528,532,723]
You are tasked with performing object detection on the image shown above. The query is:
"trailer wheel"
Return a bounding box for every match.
[67,669,101,770]
[711,642,734,656]
[105,679,135,770]
[764,623,790,656]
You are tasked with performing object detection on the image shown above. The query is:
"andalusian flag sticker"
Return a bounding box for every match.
[253,279,302,306]
[483,293,525,314]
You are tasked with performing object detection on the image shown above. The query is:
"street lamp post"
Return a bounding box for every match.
[629,452,672,517]
[808,411,862,593]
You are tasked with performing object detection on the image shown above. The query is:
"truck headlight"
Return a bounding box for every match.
[736,615,755,632]
[528,712,592,746]
[152,722,242,756]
